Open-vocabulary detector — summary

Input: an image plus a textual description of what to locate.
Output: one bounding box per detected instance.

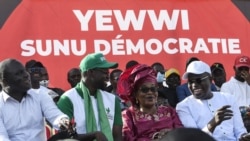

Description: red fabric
[46,124,57,140]
[122,106,183,141]
[116,65,137,102]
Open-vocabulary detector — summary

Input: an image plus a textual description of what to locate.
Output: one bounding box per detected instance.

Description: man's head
[25,60,45,88]
[25,59,44,69]
[210,62,226,88]
[233,55,250,81]
[0,59,31,94]
[67,68,81,88]
[79,53,118,90]
[151,62,165,85]
[234,55,250,69]
[109,69,123,90]
[125,60,139,69]
[183,61,213,100]
[151,62,165,74]
[165,68,181,89]
[39,67,49,87]
[185,57,199,71]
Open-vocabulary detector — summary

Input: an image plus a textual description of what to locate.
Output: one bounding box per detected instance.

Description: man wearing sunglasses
[176,61,250,141]
[25,60,60,102]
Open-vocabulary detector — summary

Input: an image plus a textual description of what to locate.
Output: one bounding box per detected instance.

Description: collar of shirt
[1,90,31,102]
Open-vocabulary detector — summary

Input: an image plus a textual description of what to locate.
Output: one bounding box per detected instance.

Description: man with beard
[221,55,250,107]
[57,53,122,141]
[0,59,69,141]
[176,61,250,141]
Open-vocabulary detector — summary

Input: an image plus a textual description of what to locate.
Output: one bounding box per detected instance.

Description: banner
[0,0,249,90]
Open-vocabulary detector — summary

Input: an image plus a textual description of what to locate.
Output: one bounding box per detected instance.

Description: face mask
[156,72,165,83]
[40,80,49,87]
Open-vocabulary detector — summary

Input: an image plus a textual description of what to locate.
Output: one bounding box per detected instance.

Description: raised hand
[241,70,250,85]
[207,105,233,133]
[214,105,233,125]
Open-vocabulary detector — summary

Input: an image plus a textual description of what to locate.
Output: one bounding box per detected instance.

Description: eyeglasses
[27,68,43,73]
[188,75,209,84]
[92,69,109,74]
[139,86,158,93]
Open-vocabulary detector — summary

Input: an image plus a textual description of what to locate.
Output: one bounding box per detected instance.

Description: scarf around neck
[75,82,113,141]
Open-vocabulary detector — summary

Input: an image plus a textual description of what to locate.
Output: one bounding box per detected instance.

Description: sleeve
[122,110,137,141]
[176,102,199,128]
[57,95,74,119]
[113,96,123,126]
[0,116,10,141]
[176,102,212,135]
[176,85,187,102]
[40,93,68,129]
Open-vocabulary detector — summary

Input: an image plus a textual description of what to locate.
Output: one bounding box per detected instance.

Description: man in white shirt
[176,60,250,141]
[0,58,69,141]
[25,60,60,101]
[221,55,250,107]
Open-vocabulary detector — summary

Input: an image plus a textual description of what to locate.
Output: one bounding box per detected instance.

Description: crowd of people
[0,53,250,141]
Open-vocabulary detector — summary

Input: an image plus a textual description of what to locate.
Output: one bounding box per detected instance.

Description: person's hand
[94,131,108,141]
[240,133,250,141]
[152,128,172,140]
[241,71,250,85]
[158,128,172,139]
[68,119,77,137]
[213,105,233,125]
[59,117,70,130]
[207,105,233,133]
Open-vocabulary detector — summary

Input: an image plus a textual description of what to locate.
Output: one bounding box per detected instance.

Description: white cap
[182,61,211,80]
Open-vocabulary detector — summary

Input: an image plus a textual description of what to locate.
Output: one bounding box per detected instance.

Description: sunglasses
[188,75,209,84]
[139,86,158,93]
[92,69,109,74]
[27,68,43,73]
